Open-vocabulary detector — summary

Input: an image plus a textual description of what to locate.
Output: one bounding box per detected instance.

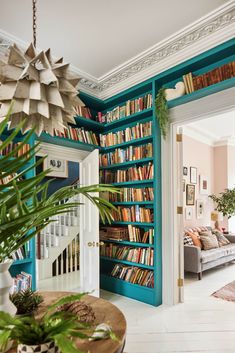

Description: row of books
[109,187,154,202]
[100,225,154,244]
[74,106,92,119]
[101,244,154,266]
[12,245,30,261]
[112,206,153,223]
[0,141,30,157]
[54,127,99,146]
[96,94,152,123]
[10,271,32,293]
[110,264,154,288]
[0,172,18,185]
[100,144,153,166]
[183,61,235,94]
[99,121,152,147]
[100,163,154,183]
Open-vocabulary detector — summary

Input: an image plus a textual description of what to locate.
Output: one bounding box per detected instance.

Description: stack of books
[11,272,32,293]
[0,173,18,185]
[0,141,30,157]
[100,121,152,147]
[100,226,129,241]
[100,163,154,183]
[100,144,153,166]
[96,93,152,123]
[112,206,153,223]
[54,127,99,146]
[110,187,154,202]
[183,61,235,94]
[12,245,30,261]
[101,244,154,266]
[128,226,154,244]
[74,106,92,119]
[110,265,154,287]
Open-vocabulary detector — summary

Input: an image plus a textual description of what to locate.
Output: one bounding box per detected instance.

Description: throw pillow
[200,232,219,250]
[212,230,230,247]
[184,235,194,246]
[186,231,202,249]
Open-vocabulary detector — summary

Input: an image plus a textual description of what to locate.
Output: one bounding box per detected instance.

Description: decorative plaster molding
[0,1,235,99]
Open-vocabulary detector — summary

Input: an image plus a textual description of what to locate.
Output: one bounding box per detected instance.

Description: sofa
[184,227,235,280]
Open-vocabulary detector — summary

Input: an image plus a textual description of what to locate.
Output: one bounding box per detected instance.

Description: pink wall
[183,135,214,228]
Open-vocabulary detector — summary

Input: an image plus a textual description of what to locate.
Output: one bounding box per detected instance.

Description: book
[110,264,154,288]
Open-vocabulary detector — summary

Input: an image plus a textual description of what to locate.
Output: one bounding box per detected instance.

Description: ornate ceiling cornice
[0,1,235,99]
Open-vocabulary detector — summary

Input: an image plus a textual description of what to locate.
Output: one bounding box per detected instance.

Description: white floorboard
[37,263,235,353]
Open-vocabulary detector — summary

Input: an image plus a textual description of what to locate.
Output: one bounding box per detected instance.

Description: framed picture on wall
[190,167,197,184]
[186,184,195,205]
[43,156,68,178]
[199,175,209,195]
[185,207,193,220]
[196,199,204,219]
[183,167,188,176]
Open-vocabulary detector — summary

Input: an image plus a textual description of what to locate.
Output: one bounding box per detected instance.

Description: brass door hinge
[177,206,183,215]
[176,133,182,142]
[178,278,184,287]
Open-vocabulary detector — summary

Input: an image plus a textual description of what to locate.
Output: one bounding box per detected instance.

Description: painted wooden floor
[38,262,235,353]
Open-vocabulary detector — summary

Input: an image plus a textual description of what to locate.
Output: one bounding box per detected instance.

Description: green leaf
[54,334,85,353]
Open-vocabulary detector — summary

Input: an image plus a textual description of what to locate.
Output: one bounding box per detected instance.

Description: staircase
[37,195,80,280]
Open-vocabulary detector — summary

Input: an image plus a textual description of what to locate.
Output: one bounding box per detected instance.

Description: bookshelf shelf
[100,256,154,270]
[112,179,154,187]
[101,135,153,152]
[75,115,105,132]
[102,239,154,248]
[11,258,33,266]
[112,201,154,206]
[100,157,154,170]
[108,221,154,227]
[102,108,153,129]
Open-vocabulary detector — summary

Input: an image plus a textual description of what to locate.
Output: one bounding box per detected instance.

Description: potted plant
[10,289,43,316]
[0,293,117,353]
[0,113,118,315]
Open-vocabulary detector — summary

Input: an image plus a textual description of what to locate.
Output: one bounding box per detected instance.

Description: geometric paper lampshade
[0,43,84,136]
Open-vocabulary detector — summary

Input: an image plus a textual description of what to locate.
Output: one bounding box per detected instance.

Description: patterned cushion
[184,235,194,246]
[212,230,230,247]
[186,231,202,249]
[200,231,219,250]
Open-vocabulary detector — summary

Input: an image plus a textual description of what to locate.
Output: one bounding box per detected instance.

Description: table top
[10,291,127,353]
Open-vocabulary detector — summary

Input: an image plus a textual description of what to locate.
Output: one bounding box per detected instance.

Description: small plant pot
[17,342,59,353]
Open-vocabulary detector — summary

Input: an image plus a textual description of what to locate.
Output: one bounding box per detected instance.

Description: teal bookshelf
[99,157,154,170]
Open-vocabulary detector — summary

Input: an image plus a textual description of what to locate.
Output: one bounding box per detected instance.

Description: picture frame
[43,156,68,178]
[183,167,188,176]
[185,207,193,220]
[186,184,195,205]
[196,199,204,219]
[199,175,209,195]
[190,167,197,184]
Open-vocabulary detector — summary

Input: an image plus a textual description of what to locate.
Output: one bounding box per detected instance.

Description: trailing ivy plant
[209,188,235,218]
[155,87,170,139]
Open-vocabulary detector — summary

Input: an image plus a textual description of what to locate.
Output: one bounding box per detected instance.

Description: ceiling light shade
[0,43,84,136]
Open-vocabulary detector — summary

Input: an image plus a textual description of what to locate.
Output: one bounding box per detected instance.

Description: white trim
[162,86,235,305]
[1,1,234,99]
[36,142,89,162]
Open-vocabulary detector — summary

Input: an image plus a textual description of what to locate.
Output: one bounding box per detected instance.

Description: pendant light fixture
[0,0,83,136]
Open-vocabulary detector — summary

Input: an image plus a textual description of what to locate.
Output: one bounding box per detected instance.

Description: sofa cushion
[201,247,229,263]
[199,231,219,250]
[186,231,202,249]
[212,230,230,247]
[222,243,235,256]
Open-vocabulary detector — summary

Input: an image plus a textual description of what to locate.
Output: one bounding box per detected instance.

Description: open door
[79,149,100,296]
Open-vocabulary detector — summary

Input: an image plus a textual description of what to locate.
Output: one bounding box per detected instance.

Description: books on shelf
[183,61,235,94]
[12,244,30,261]
[112,206,153,223]
[97,93,152,123]
[110,187,154,202]
[110,264,154,288]
[101,243,154,266]
[74,106,92,119]
[0,172,18,185]
[100,163,154,183]
[100,225,154,244]
[100,121,152,147]
[11,271,32,293]
[54,127,100,146]
[0,141,30,157]
[100,143,153,166]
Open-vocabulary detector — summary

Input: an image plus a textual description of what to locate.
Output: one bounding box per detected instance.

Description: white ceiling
[0,0,227,79]
[185,110,235,144]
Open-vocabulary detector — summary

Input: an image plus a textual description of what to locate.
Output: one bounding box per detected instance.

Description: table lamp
[211,211,223,231]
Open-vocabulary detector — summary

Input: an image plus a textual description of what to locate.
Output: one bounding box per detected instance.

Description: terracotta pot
[0,260,17,315]
[17,342,59,353]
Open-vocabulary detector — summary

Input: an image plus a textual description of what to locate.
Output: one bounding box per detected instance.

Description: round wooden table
[10,291,126,353]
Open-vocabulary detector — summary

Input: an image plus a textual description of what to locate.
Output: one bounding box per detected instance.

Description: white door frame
[162,87,235,305]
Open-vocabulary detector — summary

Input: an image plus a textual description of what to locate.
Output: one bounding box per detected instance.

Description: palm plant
[0,113,118,263]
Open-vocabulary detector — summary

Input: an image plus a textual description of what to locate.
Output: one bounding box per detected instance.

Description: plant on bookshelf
[155,87,170,139]
[0,114,118,315]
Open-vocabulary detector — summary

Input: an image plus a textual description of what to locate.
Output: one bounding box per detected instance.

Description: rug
[212,280,235,302]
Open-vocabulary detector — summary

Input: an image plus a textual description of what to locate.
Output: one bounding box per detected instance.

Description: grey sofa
[184,229,235,280]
